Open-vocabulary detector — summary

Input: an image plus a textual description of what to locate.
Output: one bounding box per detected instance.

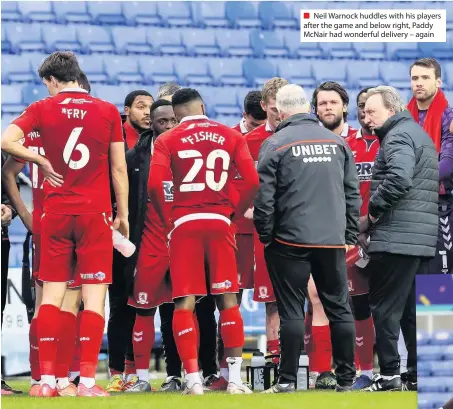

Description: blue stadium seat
[2,25,11,54]
[312,60,348,87]
[243,59,278,88]
[87,1,126,25]
[432,331,453,346]
[122,1,162,26]
[41,24,82,53]
[418,361,433,377]
[52,1,92,24]
[436,361,453,376]
[445,92,453,108]
[321,42,356,59]
[445,377,453,392]
[211,88,241,116]
[1,114,17,132]
[111,26,152,54]
[226,2,261,29]
[391,1,425,10]
[215,115,239,127]
[76,25,115,53]
[419,393,452,409]
[194,2,229,28]
[17,2,56,23]
[208,58,246,86]
[28,53,48,79]
[22,84,48,105]
[174,58,213,86]
[1,2,22,22]
[348,61,381,88]
[139,56,177,84]
[283,31,324,59]
[157,2,193,27]
[4,23,46,53]
[1,85,26,115]
[77,55,109,83]
[250,30,288,58]
[398,89,412,104]
[105,56,143,84]
[418,345,446,361]
[445,63,453,90]
[181,28,220,57]
[95,85,127,107]
[278,61,315,87]
[380,61,411,88]
[418,330,431,346]
[359,1,388,9]
[429,2,453,30]
[147,28,186,55]
[236,87,255,110]
[259,2,297,30]
[216,30,253,57]
[193,85,215,116]
[386,43,420,60]
[329,2,361,9]
[1,55,35,83]
[353,43,386,60]
[419,377,447,393]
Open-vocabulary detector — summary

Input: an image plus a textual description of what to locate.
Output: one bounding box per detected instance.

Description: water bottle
[251,351,266,391]
[296,353,309,391]
[112,229,136,257]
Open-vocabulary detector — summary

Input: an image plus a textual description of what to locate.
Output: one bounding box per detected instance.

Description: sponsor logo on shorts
[178,327,193,337]
[80,271,106,281]
[40,337,55,342]
[221,321,236,327]
[163,181,174,202]
[137,292,149,305]
[67,280,75,286]
[212,280,232,290]
[80,337,90,341]
[258,286,269,299]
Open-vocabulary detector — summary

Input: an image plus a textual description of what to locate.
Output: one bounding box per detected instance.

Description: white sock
[226,357,243,385]
[136,369,149,383]
[398,329,408,373]
[80,377,95,388]
[381,375,399,381]
[57,377,70,388]
[69,371,80,381]
[185,372,202,389]
[31,378,40,386]
[126,374,137,382]
[220,368,229,381]
[361,370,373,379]
[41,375,56,388]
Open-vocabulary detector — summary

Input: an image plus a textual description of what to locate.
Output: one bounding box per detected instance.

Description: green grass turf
[1,380,418,409]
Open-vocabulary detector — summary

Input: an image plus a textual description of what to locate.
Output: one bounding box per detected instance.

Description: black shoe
[1,379,23,394]
[364,374,402,392]
[336,384,352,392]
[159,376,182,392]
[315,372,337,390]
[72,376,80,387]
[262,382,295,394]
[401,372,417,391]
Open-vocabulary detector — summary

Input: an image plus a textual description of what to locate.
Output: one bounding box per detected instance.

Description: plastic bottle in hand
[112,229,136,257]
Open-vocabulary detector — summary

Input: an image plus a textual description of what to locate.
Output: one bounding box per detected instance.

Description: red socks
[70,312,82,374]
[37,304,61,375]
[55,311,77,378]
[124,359,136,376]
[304,312,313,355]
[173,309,199,373]
[78,310,105,378]
[219,305,244,349]
[310,325,332,373]
[29,318,40,381]
[355,317,375,371]
[133,315,155,371]
[267,339,280,364]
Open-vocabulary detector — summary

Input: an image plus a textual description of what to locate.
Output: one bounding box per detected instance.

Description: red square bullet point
[304,12,310,19]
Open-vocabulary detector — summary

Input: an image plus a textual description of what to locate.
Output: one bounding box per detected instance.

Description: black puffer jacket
[368,111,439,257]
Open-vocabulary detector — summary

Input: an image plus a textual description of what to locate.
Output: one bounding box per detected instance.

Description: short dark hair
[312,81,349,121]
[77,72,91,94]
[410,58,442,79]
[150,99,173,115]
[124,90,153,107]
[357,87,374,105]
[171,88,203,108]
[244,91,266,120]
[157,82,182,99]
[38,51,82,83]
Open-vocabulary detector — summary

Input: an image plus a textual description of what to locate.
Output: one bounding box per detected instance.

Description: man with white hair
[254,84,360,393]
[359,86,439,392]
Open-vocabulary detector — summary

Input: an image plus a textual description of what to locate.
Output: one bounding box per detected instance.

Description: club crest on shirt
[137,292,149,305]
[163,181,174,202]
[258,286,269,299]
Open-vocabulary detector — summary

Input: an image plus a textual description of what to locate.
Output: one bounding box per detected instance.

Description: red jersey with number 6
[150,115,259,222]
[12,89,124,215]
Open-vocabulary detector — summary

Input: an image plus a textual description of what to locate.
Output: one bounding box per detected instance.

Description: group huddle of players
[4,51,449,398]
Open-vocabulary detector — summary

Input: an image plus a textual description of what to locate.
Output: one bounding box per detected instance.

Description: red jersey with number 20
[150,115,258,222]
[12,89,124,215]
[345,129,380,216]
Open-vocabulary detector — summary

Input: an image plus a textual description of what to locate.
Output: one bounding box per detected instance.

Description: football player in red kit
[1,52,129,397]
[244,78,288,365]
[126,100,178,392]
[149,88,259,395]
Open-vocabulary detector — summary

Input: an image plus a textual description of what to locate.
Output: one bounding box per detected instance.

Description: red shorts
[39,212,113,285]
[347,265,370,296]
[236,234,254,289]
[253,232,276,302]
[169,216,239,299]
[128,247,171,309]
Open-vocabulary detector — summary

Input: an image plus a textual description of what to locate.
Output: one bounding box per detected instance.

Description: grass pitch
[1,379,417,409]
